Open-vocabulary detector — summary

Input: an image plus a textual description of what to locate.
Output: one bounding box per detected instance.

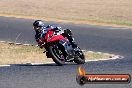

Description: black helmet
[33,20,44,31]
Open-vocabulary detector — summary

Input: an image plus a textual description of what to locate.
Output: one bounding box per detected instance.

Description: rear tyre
[74,47,85,64]
[49,45,65,66]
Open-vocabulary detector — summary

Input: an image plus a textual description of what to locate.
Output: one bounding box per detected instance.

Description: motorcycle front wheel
[49,45,65,66]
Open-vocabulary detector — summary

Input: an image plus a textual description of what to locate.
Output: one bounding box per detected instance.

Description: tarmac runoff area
[0,41,123,67]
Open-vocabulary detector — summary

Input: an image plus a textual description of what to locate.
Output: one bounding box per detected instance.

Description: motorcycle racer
[32,20,85,65]
[33,20,77,48]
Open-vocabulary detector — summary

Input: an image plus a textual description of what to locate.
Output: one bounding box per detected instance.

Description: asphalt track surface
[0,16,132,88]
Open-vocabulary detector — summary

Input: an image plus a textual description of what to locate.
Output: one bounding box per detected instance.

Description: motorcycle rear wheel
[74,47,85,64]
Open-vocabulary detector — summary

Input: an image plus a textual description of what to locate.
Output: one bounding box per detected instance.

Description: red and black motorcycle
[40,28,85,66]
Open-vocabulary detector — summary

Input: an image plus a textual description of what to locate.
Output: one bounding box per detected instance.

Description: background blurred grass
[0,0,132,26]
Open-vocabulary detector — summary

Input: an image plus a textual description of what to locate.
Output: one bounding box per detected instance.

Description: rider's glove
[38,42,45,48]
[38,39,45,48]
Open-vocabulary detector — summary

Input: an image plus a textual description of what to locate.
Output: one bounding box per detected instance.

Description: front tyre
[49,45,65,66]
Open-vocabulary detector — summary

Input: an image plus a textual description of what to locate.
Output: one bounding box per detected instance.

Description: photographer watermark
[76,66,131,85]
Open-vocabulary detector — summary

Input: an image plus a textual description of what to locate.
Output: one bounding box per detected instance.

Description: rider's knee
[64,29,72,36]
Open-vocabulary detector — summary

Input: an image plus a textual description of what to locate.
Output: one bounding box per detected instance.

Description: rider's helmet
[33,20,44,32]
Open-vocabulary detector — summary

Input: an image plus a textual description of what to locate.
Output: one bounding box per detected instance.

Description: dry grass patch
[0,42,53,65]
[84,51,112,61]
[0,0,132,26]
[0,42,113,65]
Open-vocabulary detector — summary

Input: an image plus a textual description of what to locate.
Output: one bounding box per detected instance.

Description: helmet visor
[33,26,42,31]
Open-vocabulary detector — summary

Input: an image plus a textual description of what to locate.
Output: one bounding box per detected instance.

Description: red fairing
[37,28,52,44]
[45,29,54,42]
[47,35,66,43]
[44,28,66,43]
